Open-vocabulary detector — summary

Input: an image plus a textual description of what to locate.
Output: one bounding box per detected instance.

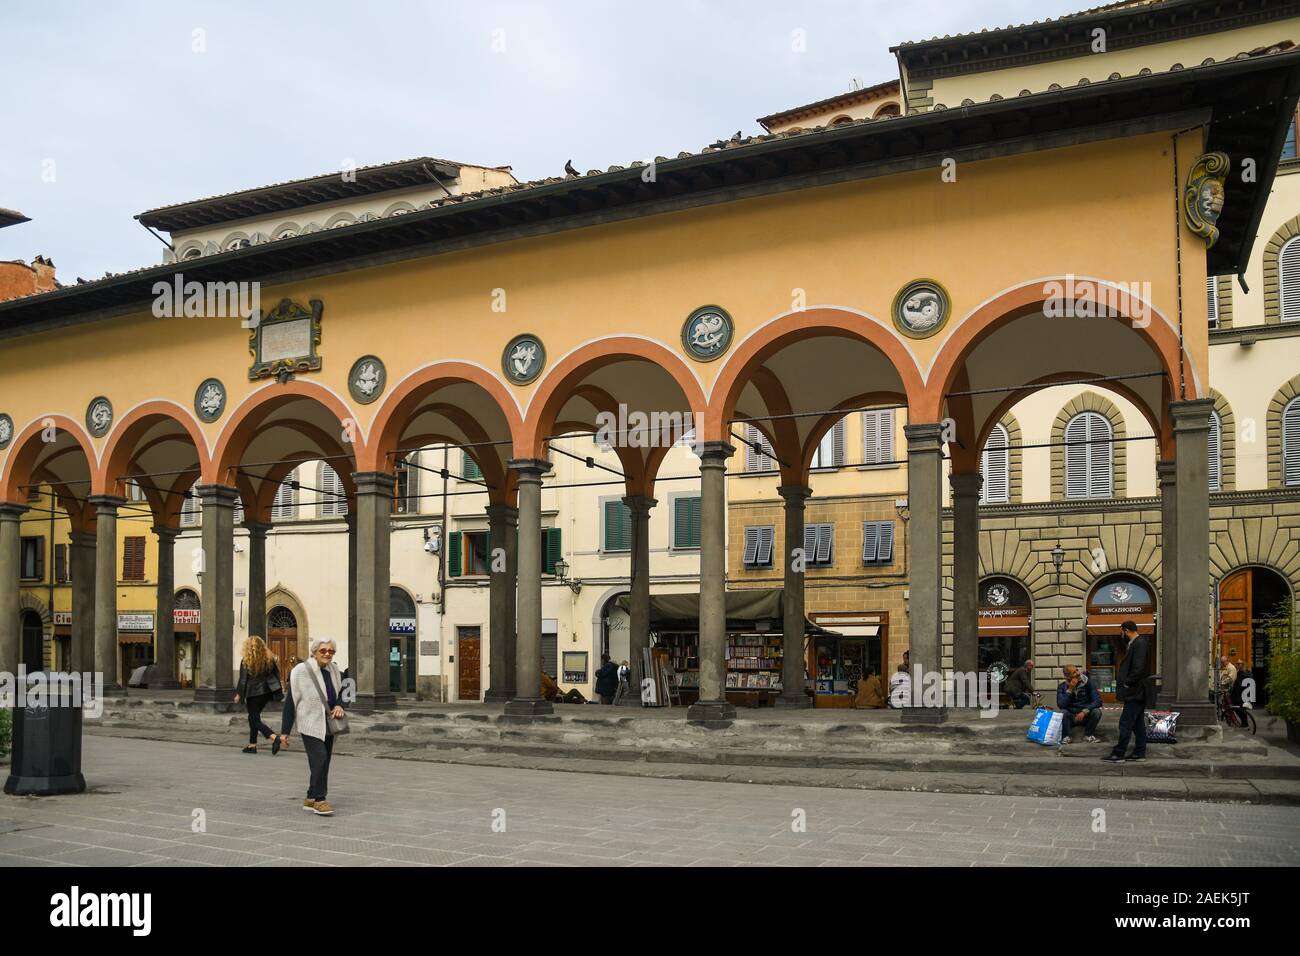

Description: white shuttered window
[1282,237,1300,323]
[1206,276,1219,329]
[811,418,846,469]
[1284,397,1300,487]
[1208,411,1222,492]
[318,464,348,517]
[743,423,776,472]
[1064,412,1112,499]
[271,474,297,521]
[980,423,1010,503]
[861,408,895,465]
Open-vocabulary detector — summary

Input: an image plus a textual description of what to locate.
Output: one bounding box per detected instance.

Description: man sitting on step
[1056,663,1103,744]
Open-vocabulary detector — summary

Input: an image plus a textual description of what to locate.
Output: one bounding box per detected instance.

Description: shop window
[1284,397,1300,487]
[602,498,632,553]
[980,423,1010,503]
[861,408,895,465]
[810,418,846,469]
[318,463,348,518]
[743,423,776,472]
[861,521,894,565]
[19,536,44,581]
[462,450,483,482]
[1064,411,1112,499]
[1281,235,1300,323]
[803,523,833,566]
[1207,276,1219,330]
[121,536,146,581]
[742,526,774,567]
[672,495,701,549]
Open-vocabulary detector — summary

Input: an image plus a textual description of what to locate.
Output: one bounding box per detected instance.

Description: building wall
[0,257,56,303]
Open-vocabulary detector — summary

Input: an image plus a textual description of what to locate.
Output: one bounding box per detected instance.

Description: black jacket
[1115,634,1151,702]
[237,660,281,700]
[594,661,619,696]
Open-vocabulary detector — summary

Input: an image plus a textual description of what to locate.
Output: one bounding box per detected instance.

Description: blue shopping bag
[1026,707,1063,746]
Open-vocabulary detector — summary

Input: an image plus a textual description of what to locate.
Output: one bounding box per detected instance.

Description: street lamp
[1051,543,1065,586]
[553,557,581,594]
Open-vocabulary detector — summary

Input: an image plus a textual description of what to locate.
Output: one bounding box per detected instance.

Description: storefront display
[1085,576,1157,702]
[807,612,886,708]
[978,577,1032,680]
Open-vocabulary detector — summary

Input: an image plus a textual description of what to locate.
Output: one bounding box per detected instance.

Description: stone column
[352,472,396,711]
[243,521,270,638]
[687,441,736,727]
[194,485,237,703]
[69,530,96,673]
[152,526,181,688]
[0,503,25,678]
[483,503,519,702]
[345,513,357,676]
[1156,460,1178,708]
[622,494,656,690]
[505,459,553,719]
[775,484,812,707]
[904,424,947,722]
[87,495,127,695]
[1171,399,1215,726]
[950,472,982,679]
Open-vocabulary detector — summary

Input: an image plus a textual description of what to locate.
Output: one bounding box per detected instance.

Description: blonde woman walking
[234,635,287,755]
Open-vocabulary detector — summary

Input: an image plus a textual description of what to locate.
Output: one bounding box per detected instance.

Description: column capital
[949,472,983,498]
[507,458,553,480]
[240,519,272,537]
[697,441,735,466]
[353,471,397,496]
[485,503,519,523]
[904,422,946,452]
[1169,398,1215,433]
[621,494,658,515]
[0,502,28,520]
[777,484,812,504]
[87,494,126,514]
[152,525,182,541]
[1156,459,1177,485]
[194,484,240,508]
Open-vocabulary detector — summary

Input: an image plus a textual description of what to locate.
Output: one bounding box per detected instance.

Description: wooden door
[458,628,481,700]
[1219,568,1252,669]
[266,630,299,680]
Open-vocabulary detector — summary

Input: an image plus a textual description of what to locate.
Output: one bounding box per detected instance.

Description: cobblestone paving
[1,737,1297,866]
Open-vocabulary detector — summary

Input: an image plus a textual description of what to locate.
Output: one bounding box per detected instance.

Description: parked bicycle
[1215,689,1257,734]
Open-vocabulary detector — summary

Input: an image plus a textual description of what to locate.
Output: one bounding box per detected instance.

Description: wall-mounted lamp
[553,557,582,594]
[1051,543,1066,586]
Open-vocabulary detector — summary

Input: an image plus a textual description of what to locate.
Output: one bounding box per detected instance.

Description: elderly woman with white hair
[280,638,348,816]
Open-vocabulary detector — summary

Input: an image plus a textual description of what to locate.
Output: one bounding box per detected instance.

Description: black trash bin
[4,674,86,796]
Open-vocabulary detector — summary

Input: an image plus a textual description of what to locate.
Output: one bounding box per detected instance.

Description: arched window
[271,474,297,522]
[225,236,250,251]
[1208,410,1222,492]
[980,423,1010,503]
[1284,396,1300,486]
[180,483,202,527]
[317,463,348,517]
[181,246,203,260]
[1281,235,1300,323]
[1064,411,1112,499]
[1206,276,1219,329]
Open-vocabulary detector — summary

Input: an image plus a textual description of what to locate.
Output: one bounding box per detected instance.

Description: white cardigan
[288,659,343,741]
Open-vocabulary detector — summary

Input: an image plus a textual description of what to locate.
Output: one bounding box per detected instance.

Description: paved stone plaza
[1,737,1298,866]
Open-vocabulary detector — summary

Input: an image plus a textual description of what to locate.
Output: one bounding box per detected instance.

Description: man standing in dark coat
[594,654,620,705]
[1103,621,1150,763]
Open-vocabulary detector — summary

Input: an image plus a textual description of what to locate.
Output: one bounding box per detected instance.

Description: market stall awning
[615,589,838,636]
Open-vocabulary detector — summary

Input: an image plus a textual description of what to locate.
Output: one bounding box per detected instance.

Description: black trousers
[1111,698,1147,758]
[246,693,274,744]
[302,733,335,801]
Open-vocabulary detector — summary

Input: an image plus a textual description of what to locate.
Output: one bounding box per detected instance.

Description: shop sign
[174,608,200,625]
[390,616,416,635]
[54,611,73,626]
[978,608,1027,618]
[117,613,155,632]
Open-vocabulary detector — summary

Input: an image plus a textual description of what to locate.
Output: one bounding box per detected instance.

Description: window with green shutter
[447,531,462,577]
[602,499,632,552]
[673,495,701,549]
[462,451,483,482]
[544,527,562,574]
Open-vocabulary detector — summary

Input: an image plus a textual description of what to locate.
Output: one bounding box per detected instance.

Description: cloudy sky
[1,0,1085,281]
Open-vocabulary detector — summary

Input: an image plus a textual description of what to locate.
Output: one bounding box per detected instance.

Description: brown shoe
[302,798,318,812]
[311,801,334,816]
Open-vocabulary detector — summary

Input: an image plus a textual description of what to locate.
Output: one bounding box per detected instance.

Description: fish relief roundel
[682,305,734,362]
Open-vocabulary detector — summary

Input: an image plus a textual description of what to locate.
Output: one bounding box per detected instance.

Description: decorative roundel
[1110,583,1133,604]
[348,355,387,404]
[986,582,1011,607]
[892,279,950,339]
[194,378,227,423]
[0,413,13,450]
[502,334,546,385]
[681,305,734,362]
[86,396,113,438]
